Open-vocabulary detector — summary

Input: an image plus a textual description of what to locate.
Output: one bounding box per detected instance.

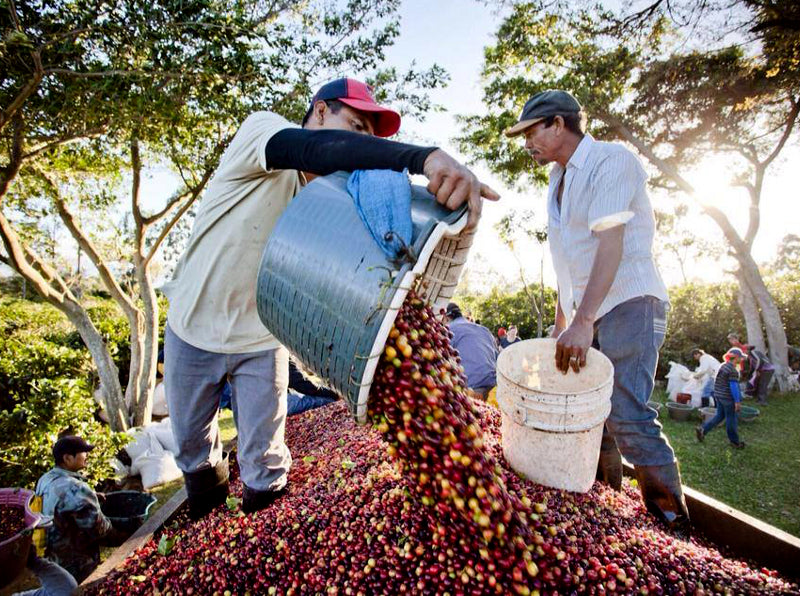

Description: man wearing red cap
[161,78,498,518]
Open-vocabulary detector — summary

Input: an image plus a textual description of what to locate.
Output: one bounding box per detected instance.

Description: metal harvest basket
[256,171,473,422]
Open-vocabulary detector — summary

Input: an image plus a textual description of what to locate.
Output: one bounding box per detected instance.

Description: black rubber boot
[242,483,289,514]
[184,452,229,520]
[596,433,623,490]
[634,462,691,536]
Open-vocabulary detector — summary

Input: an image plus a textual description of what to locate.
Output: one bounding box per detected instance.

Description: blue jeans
[594,296,676,467]
[702,376,714,399]
[14,556,77,596]
[287,392,337,416]
[701,397,740,444]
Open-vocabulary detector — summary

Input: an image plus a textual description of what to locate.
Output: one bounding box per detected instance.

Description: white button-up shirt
[547,134,668,323]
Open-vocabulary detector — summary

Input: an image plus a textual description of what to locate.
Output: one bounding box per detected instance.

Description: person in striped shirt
[506,89,688,533]
[696,348,747,448]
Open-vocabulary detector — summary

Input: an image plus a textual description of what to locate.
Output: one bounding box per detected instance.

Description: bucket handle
[22,514,53,535]
[502,397,612,434]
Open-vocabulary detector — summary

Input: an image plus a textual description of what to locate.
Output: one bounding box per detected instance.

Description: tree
[1,0,448,429]
[494,209,548,337]
[458,285,557,342]
[653,204,723,284]
[457,0,799,390]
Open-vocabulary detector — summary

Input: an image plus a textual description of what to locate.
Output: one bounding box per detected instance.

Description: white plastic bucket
[496,338,614,493]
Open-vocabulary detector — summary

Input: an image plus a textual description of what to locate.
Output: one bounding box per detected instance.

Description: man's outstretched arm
[265,129,499,228]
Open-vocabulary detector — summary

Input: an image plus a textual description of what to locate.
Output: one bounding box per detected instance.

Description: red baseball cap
[310,78,401,137]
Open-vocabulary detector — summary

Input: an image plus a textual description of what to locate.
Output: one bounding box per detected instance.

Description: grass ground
[650,388,800,537]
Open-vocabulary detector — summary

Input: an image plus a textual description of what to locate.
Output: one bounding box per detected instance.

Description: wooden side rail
[623,464,800,581]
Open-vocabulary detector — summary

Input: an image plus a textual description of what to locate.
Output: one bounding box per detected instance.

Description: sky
[3,0,798,291]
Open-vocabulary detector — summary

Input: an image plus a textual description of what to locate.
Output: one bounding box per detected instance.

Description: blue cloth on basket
[347,169,413,260]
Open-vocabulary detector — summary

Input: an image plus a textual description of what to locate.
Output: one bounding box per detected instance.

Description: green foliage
[659,281,744,375]
[457,286,558,340]
[0,298,129,489]
[662,274,800,377]
[768,271,800,350]
[456,2,651,187]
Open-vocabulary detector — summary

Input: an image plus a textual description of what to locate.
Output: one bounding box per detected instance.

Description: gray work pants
[164,325,291,491]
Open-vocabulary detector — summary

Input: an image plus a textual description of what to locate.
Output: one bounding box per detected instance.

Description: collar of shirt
[548,134,595,218]
[53,466,85,481]
[568,133,594,170]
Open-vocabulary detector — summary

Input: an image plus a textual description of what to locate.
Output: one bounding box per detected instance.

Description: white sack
[152,382,169,417]
[666,362,692,402]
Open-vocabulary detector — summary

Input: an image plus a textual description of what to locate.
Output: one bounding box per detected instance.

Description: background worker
[506,89,688,532]
[162,78,499,518]
[444,302,499,400]
[696,348,747,448]
[504,324,521,347]
[34,435,112,583]
[691,348,721,406]
[727,333,774,405]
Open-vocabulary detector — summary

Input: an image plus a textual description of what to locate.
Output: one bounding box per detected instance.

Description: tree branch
[22,243,72,295]
[130,137,144,229]
[760,97,800,169]
[43,67,255,83]
[36,169,140,315]
[22,126,107,160]
[0,211,67,304]
[142,188,193,226]
[0,116,25,204]
[144,172,210,266]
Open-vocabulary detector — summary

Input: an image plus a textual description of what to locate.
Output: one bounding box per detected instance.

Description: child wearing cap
[696,348,747,448]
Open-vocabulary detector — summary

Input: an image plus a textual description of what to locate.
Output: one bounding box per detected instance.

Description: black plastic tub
[101,491,156,536]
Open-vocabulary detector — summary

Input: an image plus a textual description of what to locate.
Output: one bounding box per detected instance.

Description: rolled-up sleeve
[587,151,645,232]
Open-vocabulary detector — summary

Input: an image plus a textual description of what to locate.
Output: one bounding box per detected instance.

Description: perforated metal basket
[256,171,473,422]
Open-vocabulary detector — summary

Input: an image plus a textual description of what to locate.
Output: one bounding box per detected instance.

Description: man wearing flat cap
[506,90,688,532]
[35,435,112,582]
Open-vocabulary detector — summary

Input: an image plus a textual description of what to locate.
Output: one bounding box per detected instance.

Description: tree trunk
[735,251,797,391]
[735,271,765,353]
[132,257,158,426]
[125,310,145,420]
[61,299,128,431]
